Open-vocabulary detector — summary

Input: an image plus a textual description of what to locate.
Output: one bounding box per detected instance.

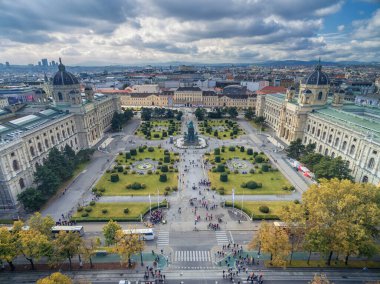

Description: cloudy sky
[0,0,379,65]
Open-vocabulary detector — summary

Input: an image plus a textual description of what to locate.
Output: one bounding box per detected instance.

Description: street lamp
[140,249,144,266]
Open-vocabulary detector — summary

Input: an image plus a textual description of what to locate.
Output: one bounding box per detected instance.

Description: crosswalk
[174,251,211,262]
[215,231,229,245]
[157,231,169,246]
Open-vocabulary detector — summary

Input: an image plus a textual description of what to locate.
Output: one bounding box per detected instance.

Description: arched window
[331,152,335,158]
[328,134,332,143]
[368,158,375,169]
[70,140,73,147]
[362,176,368,183]
[322,132,326,140]
[325,149,329,155]
[317,129,320,137]
[319,145,322,153]
[19,178,25,189]
[334,138,339,147]
[312,127,315,134]
[37,142,42,152]
[307,124,310,131]
[51,136,55,144]
[318,92,323,100]
[342,141,347,150]
[45,139,49,148]
[58,92,63,101]
[62,130,65,138]
[57,133,60,141]
[30,146,35,157]
[350,145,356,155]
[13,160,19,171]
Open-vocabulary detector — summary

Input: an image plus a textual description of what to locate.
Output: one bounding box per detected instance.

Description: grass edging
[71,201,169,223]
[224,201,280,220]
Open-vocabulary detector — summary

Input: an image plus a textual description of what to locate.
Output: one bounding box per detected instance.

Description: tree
[0,227,18,271]
[309,273,332,284]
[300,153,324,172]
[111,112,122,131]
[80,237,101,268]
[17,187,45,211]
[19,229,51,270]
[195,107,206,121]
[283,179,380,266]
[175,111,183,121]
[28,212,55,237]
[54,231,83,270]
[248,222,290,267]
[227,107,238,118]
[313,156,352,181]
[36,272,72,284]
[103,220,122,246]
[253,116,265,125]
[141,108,152,121]
[244,107,255,120]
[286,138,305,160]
[113,229,145,267]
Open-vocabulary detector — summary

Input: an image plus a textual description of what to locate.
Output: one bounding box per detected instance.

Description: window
[331,152,335,158]
[328,134,332,143]
[312,127,315,134]
[13,160,19,171]
[30,146,35,157]
[319,145,322,153]
[45,139,49,148]
[362,176,368,183]
[342,141,347,150]
[58,92,63,101]
[57,133,60,141]
[350,145,356,155]
[19,178,25,189]
[325,149,329,155]
[322,132,326,139]
[317,129,320,137]
[51,136,55,144]
[318,92,323,100]
[368,158,375,169]
[334,138,339,147]
[37,142,42,152]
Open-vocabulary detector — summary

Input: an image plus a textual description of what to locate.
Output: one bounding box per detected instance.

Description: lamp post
[232,188,235,209]
[140,249,144,266]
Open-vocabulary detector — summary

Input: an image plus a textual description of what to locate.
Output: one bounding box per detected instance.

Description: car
[118,280,131,284]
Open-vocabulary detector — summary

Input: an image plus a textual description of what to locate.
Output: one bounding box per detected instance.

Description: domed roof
[53,58,79,86]
[303,89,312,94]
[303,60,329,86]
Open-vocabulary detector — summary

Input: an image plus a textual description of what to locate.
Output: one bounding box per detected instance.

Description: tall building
[41,58,48,68]
[0,58,120,213]
[256,62,380,185]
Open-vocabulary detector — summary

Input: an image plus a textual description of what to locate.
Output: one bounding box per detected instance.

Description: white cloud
[337,25,345,31]
[314,1,344,16]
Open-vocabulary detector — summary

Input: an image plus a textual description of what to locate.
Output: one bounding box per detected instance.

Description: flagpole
[149,194,151,216]
[157,188,159,208]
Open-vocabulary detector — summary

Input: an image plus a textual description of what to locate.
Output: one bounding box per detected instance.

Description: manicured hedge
[224,201,279,220]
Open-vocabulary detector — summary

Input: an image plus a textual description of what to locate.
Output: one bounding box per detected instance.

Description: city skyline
[0,0,379,65]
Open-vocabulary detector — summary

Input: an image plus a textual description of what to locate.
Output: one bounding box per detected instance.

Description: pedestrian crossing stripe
[157,231,169,246]
[169,266,218,270]
[174,251,211,262]
[215,231,229,245]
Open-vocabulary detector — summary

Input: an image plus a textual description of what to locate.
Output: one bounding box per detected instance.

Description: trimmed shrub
[172,186,178,191]
[229,146,236,152]
[215,156,221,163]
[255,156,264,163]
[289,186,295,191]
[234,170,239,174]
[147,170,152,174]
[218,187,225,195]
[138,147,144,153]
[99,188,105,192]
[154,133,160,138]
[124,208,129,214]
[161,165,169,172]
[102,209,108,214]
[220,173,228,182]
[81,212,89,217]
[85,207,92,212]
[125,152,131,159]
[118,166,123,172]
[164,155,170,163]
[165,186,171,192]
[249,169,255,174]
[216,164,225,172]
[89,201,96,206]
[259,205,270,214]
[148,147,154,152]
[240,146,245,152]
[261,164,269,172]
[130,149,137,156]
[246,181,259,189]
[294,199,300,204]
[110,174,119,182]
[77,207,83,212]
[214,148,220,155]
[159,174,167,182]
[282,186,289,191]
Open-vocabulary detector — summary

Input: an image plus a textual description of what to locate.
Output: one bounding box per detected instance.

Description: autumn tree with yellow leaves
[36,272,72,284]
[248,222,291,267]
[0,227,18,271]
[281,178,380,266]
[80,237,101,268]
[53,231,83,270]
[113,229,145,267]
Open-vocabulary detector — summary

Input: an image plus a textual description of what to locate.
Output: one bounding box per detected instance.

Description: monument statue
[184,121,198,144]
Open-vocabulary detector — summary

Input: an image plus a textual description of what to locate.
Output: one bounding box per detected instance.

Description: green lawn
[198,119,245,140]
[114,147,180,165]
[96,171,178,196]
[209,171,291,195]
[228,201,291,217]
[136,120,181,140]
[72,201,168,221]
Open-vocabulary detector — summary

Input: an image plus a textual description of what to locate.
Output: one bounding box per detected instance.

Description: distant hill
[253,60,380,67]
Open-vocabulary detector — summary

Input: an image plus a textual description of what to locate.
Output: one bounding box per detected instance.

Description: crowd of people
[150,209,163,224]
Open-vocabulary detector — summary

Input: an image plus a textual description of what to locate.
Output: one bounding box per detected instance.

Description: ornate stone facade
[256,63,380,185]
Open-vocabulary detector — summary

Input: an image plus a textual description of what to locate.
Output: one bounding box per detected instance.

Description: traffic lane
[169,231,219,249]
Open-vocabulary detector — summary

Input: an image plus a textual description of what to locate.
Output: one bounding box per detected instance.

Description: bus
[51,226,85,237]
[122,228,155,241]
